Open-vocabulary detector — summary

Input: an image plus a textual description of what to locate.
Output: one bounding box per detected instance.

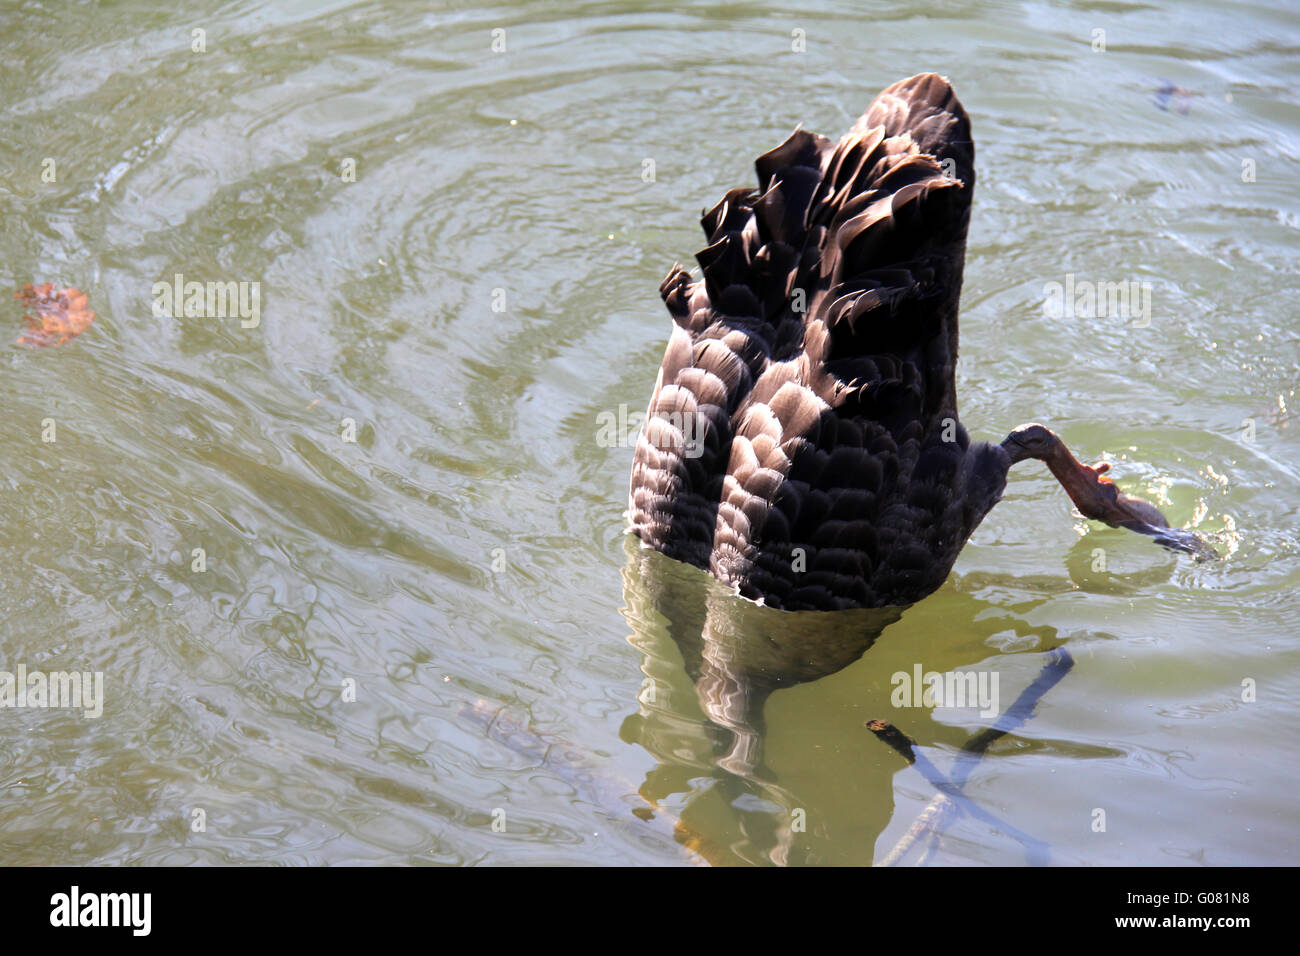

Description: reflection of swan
[624,538,900,775]
[629,74,1211,613]
[619,538,1091,864]
[620,537,900,863]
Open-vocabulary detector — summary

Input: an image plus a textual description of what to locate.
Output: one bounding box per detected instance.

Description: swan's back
[630,74,1009,611]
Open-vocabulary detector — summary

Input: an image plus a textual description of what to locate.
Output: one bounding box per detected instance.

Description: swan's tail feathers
[811,73,975,427]
[661,73,974,432]
[852,72,975,190]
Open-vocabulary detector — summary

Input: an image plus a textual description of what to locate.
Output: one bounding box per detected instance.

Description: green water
[1,0,1297,865]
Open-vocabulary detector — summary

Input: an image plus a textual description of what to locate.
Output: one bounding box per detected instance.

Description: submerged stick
[867,718,1049,864]
[952,647,1074,789]
[868,648,1075,865]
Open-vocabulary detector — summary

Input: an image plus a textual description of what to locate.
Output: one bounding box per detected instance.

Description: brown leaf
[15,282,95,346]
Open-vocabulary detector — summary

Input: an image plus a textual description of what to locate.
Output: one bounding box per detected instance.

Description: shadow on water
[617,535,1103,865]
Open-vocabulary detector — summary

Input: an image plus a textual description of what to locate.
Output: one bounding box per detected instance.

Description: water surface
[1,0,1298,865]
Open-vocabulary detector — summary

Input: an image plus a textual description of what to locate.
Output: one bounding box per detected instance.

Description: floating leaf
[14,283,95,346]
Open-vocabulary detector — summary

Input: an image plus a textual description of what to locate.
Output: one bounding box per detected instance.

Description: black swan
[629,73,1211,612]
